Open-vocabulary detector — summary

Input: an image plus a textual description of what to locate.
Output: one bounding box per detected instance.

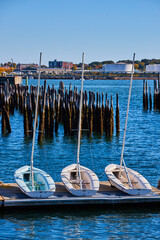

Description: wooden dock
[0,76,22,85]
[0,181,160,210]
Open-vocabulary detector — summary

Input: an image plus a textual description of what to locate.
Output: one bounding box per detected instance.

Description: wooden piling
[55,93,60,133]
[2,106,11,133]
[27,93,33,138]
[145,81,148,110]
[116,93,120,133]
[143,79,146,109]
[45,93,50,137]
[23,94,29,136]
[2,106,6,134]
[104,94,110,135]
[109,96,114,136]
[153,78,160,110]
[88,92,93,135]
[149,87,152,110]
[50,89,55,138]
[0,80,117,141]
[38,80,47,142]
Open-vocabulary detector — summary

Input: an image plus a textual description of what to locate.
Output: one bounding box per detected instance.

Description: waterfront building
[49,60,73,69]
[49,60,63,68]
[16,63,38,71]
[146,64,160,72]
[0,65,10,69]
[102,63,133,73]
[40,68,72,74]
[20,67,37,74]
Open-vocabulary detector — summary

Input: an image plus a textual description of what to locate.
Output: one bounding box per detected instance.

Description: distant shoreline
[31,76,158,80]
[110,77,158,80]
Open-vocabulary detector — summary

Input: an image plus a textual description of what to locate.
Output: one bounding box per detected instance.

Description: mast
[76,52,85,189]
[119,53,135,184]
[30,52,42,190]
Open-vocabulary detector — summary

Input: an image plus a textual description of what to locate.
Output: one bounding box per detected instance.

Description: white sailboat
[105,53,152,196]
[15,53,56,198]
[61,53,99,196]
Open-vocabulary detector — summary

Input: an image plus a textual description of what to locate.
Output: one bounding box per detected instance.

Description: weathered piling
[0,85,4,113]
[104,94,109,135]
[45,93,50,137]
[142,77,160,111]
[14,85,19,110]
[10,93,15,114]
[116,93,120,133]
[2,106,11,133]
[2,106,6,133]
[158,73,160,92]
[19,87,24,113]
[55,93,60,133]
[143,80,149,110]
[23,94,29,136]
[98,95,103,135]
[149,87,152,110]
[4,80,10,112]
[0,81,120,141]
[88,91,93,135]
[109,96,114,136]
[50,88,55,138]
[1,81,11,134]
[38,80,47,142]
[153,74,160,110]
[146,81,148,110]
[27,92,33,138]
[143,79,146,109]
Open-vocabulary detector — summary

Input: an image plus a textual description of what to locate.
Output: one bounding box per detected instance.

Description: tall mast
[30,52,42,190]
[119,53,135,183]
[76,52,84,189]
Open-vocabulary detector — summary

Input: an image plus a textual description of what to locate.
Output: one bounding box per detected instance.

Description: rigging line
[76,53,85,190]
[119,53,135,181]
[30,52,42,190]
[98,171,105,178]
[84,94,96,173]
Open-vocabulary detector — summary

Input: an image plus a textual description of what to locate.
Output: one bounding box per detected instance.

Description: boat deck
[0,181,160,210]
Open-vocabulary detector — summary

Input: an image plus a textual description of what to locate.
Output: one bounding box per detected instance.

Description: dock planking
[0,181,160,210]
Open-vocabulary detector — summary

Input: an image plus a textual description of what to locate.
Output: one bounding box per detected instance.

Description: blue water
[0,79,160,239]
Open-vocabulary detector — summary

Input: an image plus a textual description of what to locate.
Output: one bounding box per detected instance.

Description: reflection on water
[0,79,160,239]
[1,208,160,239]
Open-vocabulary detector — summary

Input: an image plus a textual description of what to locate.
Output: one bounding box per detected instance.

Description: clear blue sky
[1,0,160,66]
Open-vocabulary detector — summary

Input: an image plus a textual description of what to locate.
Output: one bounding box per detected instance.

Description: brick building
[16,63,38,71]
[49,60,73,69]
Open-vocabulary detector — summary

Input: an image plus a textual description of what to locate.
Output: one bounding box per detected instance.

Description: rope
[98,171,105,178]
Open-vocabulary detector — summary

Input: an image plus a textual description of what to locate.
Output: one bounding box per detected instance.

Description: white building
[146,64,160,72]
[102,63,133,73]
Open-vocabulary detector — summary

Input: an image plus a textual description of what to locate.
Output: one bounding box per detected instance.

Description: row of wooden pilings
[0,80,120,141]
[143,75,160,110]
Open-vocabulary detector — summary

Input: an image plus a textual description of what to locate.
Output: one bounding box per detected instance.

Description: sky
[1,0,160,66]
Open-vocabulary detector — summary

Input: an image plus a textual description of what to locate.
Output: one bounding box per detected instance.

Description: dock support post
[116,93,120,133]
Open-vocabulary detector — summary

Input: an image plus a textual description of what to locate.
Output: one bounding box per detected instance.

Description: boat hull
[105,164,152,196]
[61,163,99,196]
[15,166,56,198]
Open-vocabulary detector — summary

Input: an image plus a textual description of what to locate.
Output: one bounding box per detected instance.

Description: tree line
[75,59,160,71]
[1,59,160,72]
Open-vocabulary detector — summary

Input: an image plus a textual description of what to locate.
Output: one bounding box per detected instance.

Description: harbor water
[0,79,160,239]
